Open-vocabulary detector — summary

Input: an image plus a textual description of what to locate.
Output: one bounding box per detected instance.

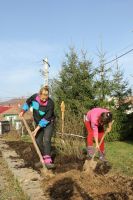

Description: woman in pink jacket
[84,107,113,161]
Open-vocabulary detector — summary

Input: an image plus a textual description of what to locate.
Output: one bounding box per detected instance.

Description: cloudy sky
[0,0,133,101]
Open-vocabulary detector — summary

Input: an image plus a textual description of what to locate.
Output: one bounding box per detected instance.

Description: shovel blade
[83,159,97,173]
[40,168,55,179]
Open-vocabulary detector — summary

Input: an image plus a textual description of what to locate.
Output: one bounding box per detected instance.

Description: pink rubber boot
[43,155,55,169]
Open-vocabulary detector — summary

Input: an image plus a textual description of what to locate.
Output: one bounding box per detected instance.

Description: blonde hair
[39,85,49,95]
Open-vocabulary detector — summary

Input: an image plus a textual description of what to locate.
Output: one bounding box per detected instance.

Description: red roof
[0,105,32,120]
[0,106,12,114]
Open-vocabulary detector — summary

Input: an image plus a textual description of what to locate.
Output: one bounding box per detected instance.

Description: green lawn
[106,141,133,176]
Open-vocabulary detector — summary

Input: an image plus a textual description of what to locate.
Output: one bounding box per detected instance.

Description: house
[124,96,133,114]
[0,106,11,117]
[107,96,133,114]
[2,106,20,124]
[0,101,32,132]
[0,106,12,134]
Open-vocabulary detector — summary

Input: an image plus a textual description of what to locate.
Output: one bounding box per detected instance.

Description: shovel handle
[91,133,106,160]
[21,117,47,169]
[91,120,114,160]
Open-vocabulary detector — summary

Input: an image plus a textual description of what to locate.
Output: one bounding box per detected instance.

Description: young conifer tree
[52,47,95,116]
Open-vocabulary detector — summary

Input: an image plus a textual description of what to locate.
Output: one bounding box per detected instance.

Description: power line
[104,48,133,65]
[105,42,133,61]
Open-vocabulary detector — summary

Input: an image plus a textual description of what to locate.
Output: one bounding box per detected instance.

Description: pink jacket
[86,108,109,137]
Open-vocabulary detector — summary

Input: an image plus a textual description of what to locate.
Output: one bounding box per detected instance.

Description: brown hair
[39,85,49,95]
[100,112,113,125]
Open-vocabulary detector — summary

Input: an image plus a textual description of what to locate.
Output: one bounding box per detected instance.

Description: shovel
[21,116,54,177]
[83,120,114,173]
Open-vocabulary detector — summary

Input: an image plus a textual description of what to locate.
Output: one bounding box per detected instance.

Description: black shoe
[86,154,93,160]
[45,163,56,169]
[99,155,108,162]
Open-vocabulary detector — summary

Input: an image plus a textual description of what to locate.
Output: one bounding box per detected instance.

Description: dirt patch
[43,170,133,200]
[5,140,85,173]
[94,160,112,175]
[5,140,133,200]
[47,176,93,200]
[6,141,40,170]
[98,192,129,200]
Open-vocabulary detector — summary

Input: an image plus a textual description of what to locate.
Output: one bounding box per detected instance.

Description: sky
[0,0,133,101]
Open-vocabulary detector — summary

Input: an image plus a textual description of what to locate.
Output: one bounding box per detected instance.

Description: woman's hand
[19,111,24,118]
[106,120,114,133]
[94,137,100,150]
[96,143,100,150]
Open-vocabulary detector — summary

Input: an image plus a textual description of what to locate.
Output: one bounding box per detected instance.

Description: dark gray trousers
[35,122,54,156]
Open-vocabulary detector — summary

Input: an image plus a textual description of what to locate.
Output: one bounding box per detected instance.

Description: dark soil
[6,141,40,170]
[94,160,112,175]
[5,140,85,173]
[5,140,133,200]
[43,170,133,200]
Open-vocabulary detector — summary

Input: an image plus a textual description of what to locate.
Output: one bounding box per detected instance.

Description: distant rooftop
[0,106,11,114]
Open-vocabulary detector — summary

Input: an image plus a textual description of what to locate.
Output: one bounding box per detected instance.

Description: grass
[0,151,29,200]
[21,134,32,143]
[106,140,133,176]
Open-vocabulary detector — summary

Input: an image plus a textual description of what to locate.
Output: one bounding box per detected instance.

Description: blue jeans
[35,122,54,156]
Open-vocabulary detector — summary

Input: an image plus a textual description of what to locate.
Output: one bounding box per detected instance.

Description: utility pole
[43,58,50,86]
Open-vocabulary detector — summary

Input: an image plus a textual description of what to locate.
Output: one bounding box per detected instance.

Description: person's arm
[106,120,114,133]
[91,122,99,149]
[90,111,100,149]
[19,94,37,117]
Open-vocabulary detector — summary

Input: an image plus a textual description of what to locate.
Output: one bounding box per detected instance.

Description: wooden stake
[60,101,65,135]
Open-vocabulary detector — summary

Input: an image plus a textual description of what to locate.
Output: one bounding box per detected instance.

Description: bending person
[84,107,113,161]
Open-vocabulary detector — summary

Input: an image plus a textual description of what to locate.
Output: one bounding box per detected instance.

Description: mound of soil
[43,170,133,200]
[5,140,133,200]
[94,160,112,175]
